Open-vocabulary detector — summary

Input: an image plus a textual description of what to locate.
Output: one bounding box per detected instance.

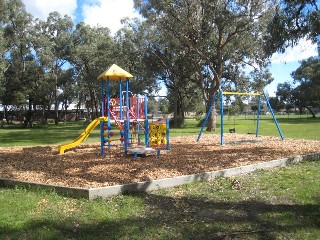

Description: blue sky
[22,0,318,97]
[268,62,300,95]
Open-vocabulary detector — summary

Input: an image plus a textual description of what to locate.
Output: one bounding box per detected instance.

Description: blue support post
[100,80,105,157]
[124,120,128,154]
[256,95,261,137]
[125,79,130,148]
[197,92,218,142]
[137,98,140,133]
[220,90,224,145]
[119,80,123,120]
[107,78,111,149]
[144,96,149,147]
[125,78,130,115]
[166,118,170,150]
[263,92,284,140]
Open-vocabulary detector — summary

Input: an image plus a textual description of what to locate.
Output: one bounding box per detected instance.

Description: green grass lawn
[221,114,320,140]
[0,114,319,147]
[0,160,319,239]
[1,114,319,239]
[0,120,100,147]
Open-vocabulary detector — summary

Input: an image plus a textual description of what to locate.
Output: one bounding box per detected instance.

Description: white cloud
[22,0,77,20]
[271,38,318,64]
[81,0,140,34]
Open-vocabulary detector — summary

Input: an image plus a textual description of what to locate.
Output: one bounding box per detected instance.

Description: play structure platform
[127,147,160,158]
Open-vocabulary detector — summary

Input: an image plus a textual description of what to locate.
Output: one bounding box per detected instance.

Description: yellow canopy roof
[97,64,133,80]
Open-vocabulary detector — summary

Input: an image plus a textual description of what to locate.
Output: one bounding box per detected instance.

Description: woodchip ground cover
[0,133,319,188]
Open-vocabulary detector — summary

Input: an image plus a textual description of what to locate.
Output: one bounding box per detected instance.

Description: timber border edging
[0,152,319,200]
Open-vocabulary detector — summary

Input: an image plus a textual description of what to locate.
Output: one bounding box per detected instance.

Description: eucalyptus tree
[264,0,319,56]
[148,45,202,127]
[268,96,285,112]
[290,57,319,117]
[58,68,77,122]
[276,82,295,112]
[115,18,204,127]
[114,19,160,96]
[134,0,276,131]
[32,12,74,125]
[275,57,319,117]
[120,18,204,127]
[0,0,10,82]
[0,0,36,126]
[0,0,7,106]
[70,23,114,119]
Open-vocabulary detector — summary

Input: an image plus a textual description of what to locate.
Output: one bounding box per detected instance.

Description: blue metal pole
[119,80,123,120]
[256,95,261,137]
[196,92,218,142]
[100,80,105,157]
[166,118,170,150]
[144,96,149,147]
[124,119,128,154]
[119,80,124,146]
[125,78,130,148]
[137,98,140,133]
[107,78,111,123]
[220,89,224,145]
[107,78,111,149]
[263,92,284,140]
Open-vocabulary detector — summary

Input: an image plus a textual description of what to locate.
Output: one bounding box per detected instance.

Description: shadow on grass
[0,193,319,239]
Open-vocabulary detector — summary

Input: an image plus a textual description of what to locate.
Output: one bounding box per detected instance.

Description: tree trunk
[46,104,51,123]
[206,104,217,132]
[173,92,178,127]
[75,105,79,121]
[94,98,99,119]
[3,105,7,122]
[54,74,59,125]
[174,91,185,128]
[63,100,68,123]
[304,105,316,118]
[205,88,217,131]
[24,97,33,128]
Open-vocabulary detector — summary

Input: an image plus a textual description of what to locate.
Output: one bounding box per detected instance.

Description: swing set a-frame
[197,88,285,145]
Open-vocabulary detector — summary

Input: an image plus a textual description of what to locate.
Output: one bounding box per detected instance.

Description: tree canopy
[264,0,319,55]
[275,57,319,117]
[134,0,276,129]
[0,0,319,127]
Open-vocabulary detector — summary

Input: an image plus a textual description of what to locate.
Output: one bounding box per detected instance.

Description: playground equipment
[58,116,108,154]
[59,64,170,156]
[148,120,170,148]
[97,64,170,157]
[197,89,284,145]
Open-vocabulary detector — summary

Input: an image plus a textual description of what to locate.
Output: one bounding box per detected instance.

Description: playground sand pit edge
[0,134,319,188]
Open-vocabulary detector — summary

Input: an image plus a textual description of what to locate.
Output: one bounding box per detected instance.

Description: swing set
[197,88,284,145]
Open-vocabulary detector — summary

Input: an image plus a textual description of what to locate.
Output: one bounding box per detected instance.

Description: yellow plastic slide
[58,117,107,154]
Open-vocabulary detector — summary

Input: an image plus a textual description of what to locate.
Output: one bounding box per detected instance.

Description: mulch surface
[0,134,319,188]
